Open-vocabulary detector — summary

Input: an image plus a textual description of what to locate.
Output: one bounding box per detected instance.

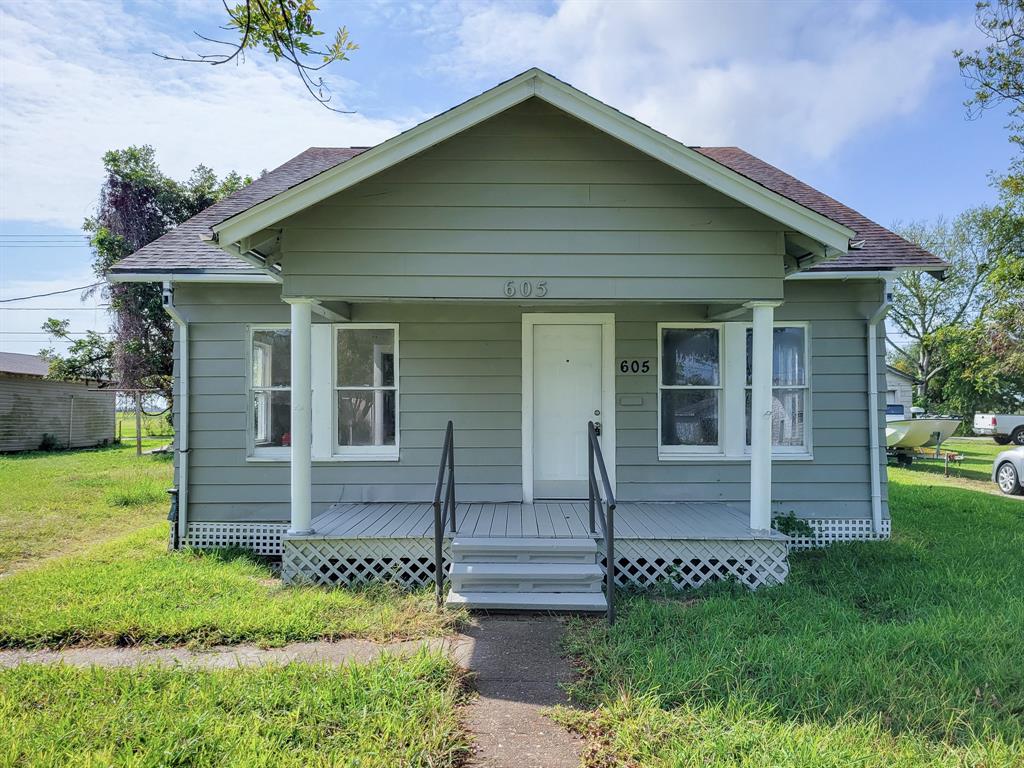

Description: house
[0,352,115,452]
[109,70,946,611]
[886,365,917,417]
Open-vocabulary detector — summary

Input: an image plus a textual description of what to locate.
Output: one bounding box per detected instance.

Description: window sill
[658,451,814,462]
[245,454,401,464]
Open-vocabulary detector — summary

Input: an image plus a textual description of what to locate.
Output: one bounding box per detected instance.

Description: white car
[974,414,1024,446]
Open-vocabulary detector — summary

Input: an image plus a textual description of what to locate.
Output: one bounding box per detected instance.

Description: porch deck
[281,500,790,591]
[288,501,786,542]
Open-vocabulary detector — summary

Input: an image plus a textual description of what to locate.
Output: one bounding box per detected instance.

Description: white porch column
[746,301,782,531]
[287,298,314,534]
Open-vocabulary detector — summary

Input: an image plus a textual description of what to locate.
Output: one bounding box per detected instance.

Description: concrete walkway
[0,616,583,768]
[456,616,582,768]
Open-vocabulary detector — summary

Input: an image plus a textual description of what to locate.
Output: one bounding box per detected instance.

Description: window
[250,327,290,455]
[745,326,809,451]
[658,325,722,453]
[334,325,398,457]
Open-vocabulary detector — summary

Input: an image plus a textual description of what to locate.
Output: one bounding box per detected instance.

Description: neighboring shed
[885,366,916,416]
[0,352,115,452]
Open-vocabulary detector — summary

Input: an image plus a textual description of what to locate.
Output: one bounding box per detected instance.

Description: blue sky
[0,0,1014,353]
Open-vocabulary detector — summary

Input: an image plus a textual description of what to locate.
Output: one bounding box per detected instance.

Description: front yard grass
[0,651,468,768]
[0,522,456,648]
[0,444,172,572]
[559,470,1024,766]
[898,436,1009,491]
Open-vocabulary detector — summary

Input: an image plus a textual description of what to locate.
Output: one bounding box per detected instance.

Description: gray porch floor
[289,501,786,541]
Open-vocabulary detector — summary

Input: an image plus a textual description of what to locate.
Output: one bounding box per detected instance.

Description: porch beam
[705,304,747,321]
[745,300,782,531]
[311,300,351,322]
[286,298,315,534]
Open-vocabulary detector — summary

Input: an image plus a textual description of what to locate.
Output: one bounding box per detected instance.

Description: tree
[887,209,997,402]
[157,0,357,111]
[42,146,249,405]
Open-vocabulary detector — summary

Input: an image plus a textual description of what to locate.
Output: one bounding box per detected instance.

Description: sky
[0,0,1015,354]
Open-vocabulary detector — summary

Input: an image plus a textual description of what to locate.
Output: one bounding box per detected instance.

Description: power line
[0,283,104,304]
[0,306,110,311]
[0,331,114,336]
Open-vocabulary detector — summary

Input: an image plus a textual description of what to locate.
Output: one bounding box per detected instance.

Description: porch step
[451,536,598,564]
[450,562,604,593]
[445,590,608,612]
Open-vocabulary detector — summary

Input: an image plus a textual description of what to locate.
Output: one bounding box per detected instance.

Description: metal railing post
[433,499,443,608]
[448,424,456,532]
[606,502,615,625]
[588,421,596,534]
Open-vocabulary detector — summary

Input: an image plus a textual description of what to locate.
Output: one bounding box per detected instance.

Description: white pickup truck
[974,414,1024,445]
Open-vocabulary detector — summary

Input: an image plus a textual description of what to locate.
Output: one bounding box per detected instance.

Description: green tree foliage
[42,146,249,401]
[158,0,356,111]
[889,210,997,397]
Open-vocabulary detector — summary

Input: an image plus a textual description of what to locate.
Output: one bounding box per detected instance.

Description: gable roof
[0,351,52,377]
[110,68,946,279]
[695,148,944,273]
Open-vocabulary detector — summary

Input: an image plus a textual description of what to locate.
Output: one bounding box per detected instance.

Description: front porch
[282,500,790,592]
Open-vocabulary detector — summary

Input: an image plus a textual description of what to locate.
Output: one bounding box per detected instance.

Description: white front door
[531,322,604,498]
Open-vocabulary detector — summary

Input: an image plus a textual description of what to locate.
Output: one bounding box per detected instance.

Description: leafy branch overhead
[156,0,357,111]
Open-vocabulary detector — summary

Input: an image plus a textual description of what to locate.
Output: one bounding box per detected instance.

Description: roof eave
[212,68,855,254]
[108,270,278,284]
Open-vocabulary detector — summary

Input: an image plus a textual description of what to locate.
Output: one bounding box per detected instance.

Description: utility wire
[0,283,104,304]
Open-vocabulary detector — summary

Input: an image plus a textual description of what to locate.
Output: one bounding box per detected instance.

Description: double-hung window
[250,327,291,457]
[658,325,722,455]
[334,324,399,459]
[745,325,809,452]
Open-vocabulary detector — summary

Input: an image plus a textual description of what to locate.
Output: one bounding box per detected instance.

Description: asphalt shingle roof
[0,352,51,377]
[111,143,945,276]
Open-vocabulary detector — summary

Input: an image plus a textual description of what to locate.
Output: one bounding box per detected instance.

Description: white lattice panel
[603,538,790,590]
[181,522,287,556]
[283,538,452,587]
[786,518,891,550]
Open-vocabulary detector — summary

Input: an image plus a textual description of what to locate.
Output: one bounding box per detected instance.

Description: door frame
[521,313,616,503]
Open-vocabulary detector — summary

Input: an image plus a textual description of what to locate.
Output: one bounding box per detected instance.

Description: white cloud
[0,1,411,228]
[431,0,973,165]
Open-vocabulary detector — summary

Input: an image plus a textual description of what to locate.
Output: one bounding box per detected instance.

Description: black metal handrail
[432,420,456,607]
[587,420,616,625]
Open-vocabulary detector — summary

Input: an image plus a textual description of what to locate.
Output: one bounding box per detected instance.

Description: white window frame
[657,322,724,458]
[248,324,291,460]
[332,323,400,461]
[656,321,813,462]
[743,322,812,457]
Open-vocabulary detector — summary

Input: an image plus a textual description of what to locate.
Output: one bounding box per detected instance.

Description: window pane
[252,329,290,387]
[661,328,719,386]
[746,327,806,386]
[661,390,719,446]
[253,390,291,448]
[746,388,806,447]
[337,329,395,387]
[337,390,396,447]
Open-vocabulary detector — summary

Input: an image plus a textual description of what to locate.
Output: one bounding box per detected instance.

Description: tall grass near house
[560,474,1024,765]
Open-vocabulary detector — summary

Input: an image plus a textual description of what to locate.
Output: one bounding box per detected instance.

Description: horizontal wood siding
[179,280,886,524]
[0,375,115,452]
[280,98,786,302]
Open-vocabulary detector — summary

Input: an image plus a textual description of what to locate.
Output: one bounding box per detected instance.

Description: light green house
[110,70,946,613]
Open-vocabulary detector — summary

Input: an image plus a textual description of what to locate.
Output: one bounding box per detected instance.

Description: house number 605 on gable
[503,280,548,298]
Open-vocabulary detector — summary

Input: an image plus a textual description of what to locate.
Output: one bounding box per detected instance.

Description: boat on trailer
[885,405,961,466]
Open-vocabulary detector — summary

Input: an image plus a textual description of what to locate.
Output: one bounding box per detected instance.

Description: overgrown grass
[0,523,457,648]
[0,652,469,767]
[0,444,172,572]
[559,475,1024,765]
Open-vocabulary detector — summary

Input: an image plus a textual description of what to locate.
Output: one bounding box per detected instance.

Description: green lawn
[898,436,1008,489]
[0,444,172,573]
[116,411,173,442]
[0,652,468,768]
[0,446,457,646]
[0,522,455,648]
[559,468,1024,766]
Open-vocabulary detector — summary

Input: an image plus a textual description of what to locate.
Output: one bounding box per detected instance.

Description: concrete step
[452,536,598,564]
[446,590,608,612]
[450,562,604,593]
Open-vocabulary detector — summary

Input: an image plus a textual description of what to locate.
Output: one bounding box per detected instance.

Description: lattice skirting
[602,538,790,590]
[283,538,452,587]
[786,518,892,551]
[181,522,288,556]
